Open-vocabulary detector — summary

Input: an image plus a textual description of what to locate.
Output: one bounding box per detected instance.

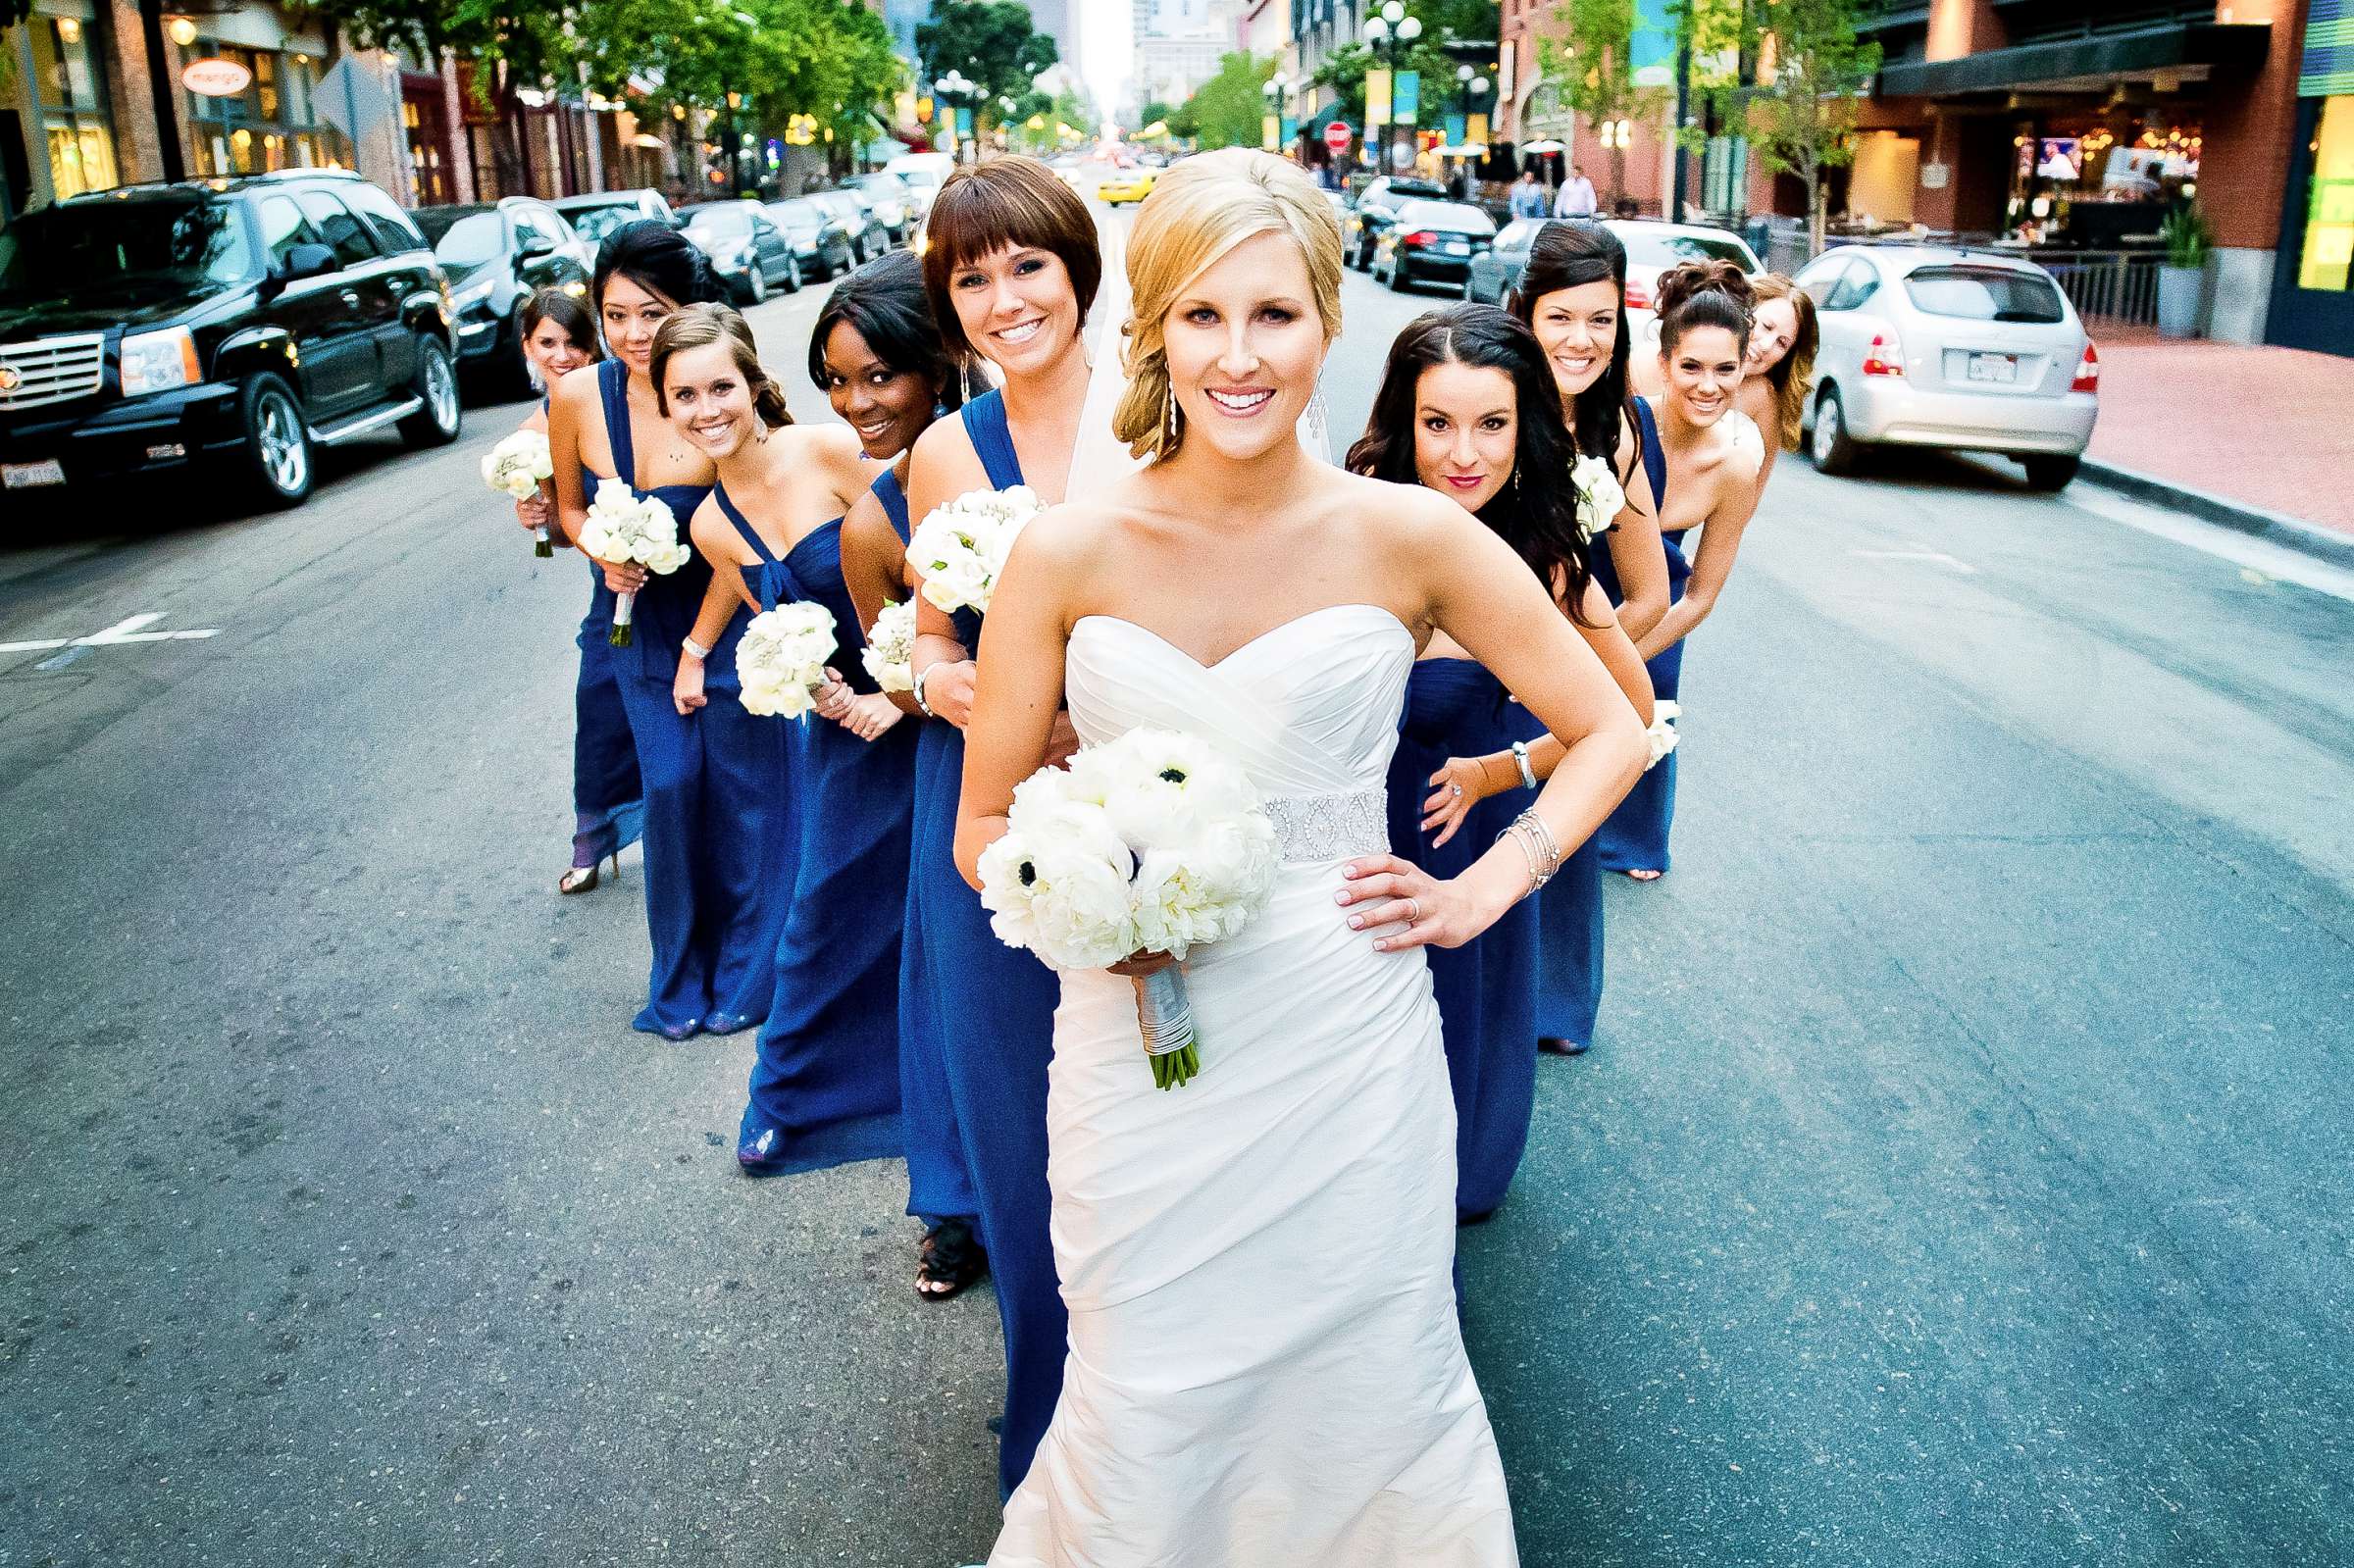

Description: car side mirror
[516,238,554,262]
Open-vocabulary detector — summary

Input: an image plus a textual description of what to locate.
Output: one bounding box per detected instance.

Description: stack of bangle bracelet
[1502,808,1561,891]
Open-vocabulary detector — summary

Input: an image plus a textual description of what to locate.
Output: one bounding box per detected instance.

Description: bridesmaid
[821,253,990,1302]
[1612,261,1767,881]
[1507,220,1665,1050]
[904,154,1097,1500]
[550,223,773,1040]
[1734,273,1817,493]
[656,303,907,1177]
[1348,303,1652,1224]
[506,287,643,895]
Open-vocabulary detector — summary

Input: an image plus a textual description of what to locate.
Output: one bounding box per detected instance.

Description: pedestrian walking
[1555,163,1599,218]
[1510,168,1548,221]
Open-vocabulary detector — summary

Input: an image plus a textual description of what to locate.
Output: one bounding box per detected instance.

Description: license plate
[1444,241,1469,256]
[2,458,65,489]
[1967,353,2018,384]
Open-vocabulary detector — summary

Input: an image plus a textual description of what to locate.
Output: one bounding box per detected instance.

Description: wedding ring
[1451,784,1463,799]
[1406,897,1420,924]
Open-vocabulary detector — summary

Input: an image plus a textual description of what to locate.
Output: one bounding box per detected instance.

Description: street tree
[914,0,1057,132]
[1537,0,1666,205]
[1309,0,1496,125]
[1175,52,1278,151]
[1735,0,1881,251]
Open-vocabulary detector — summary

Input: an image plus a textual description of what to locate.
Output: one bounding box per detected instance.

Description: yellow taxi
[1099,170,1157,206]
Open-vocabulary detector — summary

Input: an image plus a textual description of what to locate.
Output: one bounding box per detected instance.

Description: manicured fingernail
[1348,915,1364,930]
[1334,890,1350,905]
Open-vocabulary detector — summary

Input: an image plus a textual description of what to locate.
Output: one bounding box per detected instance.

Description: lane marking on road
[1,612,222,660]
[1851,549,1978,575]
[2066,484,2354,605]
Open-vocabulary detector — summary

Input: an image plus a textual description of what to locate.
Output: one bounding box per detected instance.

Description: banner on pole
[1365,69,1392,128]
[1394,71,1420,126]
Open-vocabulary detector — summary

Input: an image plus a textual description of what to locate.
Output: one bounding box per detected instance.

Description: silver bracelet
[1503,809,1561,891]
[681,634,710,662]
[1510,739,1538,791]
[911,660,947,720]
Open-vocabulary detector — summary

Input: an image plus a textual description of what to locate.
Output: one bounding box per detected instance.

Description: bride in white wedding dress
[953,149,1650,1568]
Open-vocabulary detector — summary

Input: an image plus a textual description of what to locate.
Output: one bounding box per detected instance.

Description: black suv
[1346,177,1451,271]
[0,169,461,511]
[412,196,593,393]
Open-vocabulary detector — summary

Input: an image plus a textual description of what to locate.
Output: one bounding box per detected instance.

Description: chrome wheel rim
[259,394,305,492]
[426,350,459,431]
[1813,398,1839,464]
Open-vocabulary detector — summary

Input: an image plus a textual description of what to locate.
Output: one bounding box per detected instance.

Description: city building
[1136,0,1247,109]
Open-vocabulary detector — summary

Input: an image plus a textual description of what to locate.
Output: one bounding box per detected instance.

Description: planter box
[2157,263,2209,339]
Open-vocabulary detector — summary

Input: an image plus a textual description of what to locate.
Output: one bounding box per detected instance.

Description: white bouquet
[860,599,917,693]
[1644,698,1681,770]
[736,601,838,720]
[1569,453,1625,543]
[906,484,1041,616]
[578,478,692,646]
[980,728,1279,1090]
[482,430,557,554]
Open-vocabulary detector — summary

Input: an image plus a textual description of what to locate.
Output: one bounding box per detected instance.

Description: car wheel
[398,337,464,448]
[783,254,802,294]
[2021,454,2080,491]
[746,265,769,304]
[1386,255,1411,293]
[233,374,314,508]
[1811,385,1861,476]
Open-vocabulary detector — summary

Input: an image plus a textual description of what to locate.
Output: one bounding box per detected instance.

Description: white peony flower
[1072,728,1261,851]
[979,802,1138,972]
[481,430,554,500]
[1568,454,1626,543]
[737,601,837,719]
[860,600,917,692]
[579,479,693,575]
[1644,699,1681,769]
[905,484,1044,615]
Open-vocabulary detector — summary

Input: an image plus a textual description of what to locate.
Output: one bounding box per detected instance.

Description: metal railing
[2028,248,2164,329]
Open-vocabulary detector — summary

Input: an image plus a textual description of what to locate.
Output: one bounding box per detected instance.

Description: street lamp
[1360,3,1422,174]
[933,69,983,159]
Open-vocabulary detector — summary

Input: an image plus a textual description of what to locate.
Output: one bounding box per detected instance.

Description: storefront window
[29,6,121,199]
[2297,97,2354,293]
[188,44,337,177]
[2004,110,2200,245]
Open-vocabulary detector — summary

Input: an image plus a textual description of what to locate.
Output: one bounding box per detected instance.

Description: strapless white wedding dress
[988,603,1518,1568]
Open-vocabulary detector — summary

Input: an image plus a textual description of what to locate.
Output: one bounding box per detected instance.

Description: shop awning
[1877,20,2272,98]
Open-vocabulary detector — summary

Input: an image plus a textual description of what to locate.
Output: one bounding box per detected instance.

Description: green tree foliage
[1725,0,1881,249]
[915,0,1057,128]
[1174,52,1277,151]
[1309,1,1495,126]
[1536,0,1665,203]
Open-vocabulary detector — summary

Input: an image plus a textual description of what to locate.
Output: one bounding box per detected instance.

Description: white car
[1609,219,1764,342]
[1795,245,2099,491]
[885,152,957,222]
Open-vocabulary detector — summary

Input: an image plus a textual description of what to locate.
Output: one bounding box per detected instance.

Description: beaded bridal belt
[1264,789,1389,865]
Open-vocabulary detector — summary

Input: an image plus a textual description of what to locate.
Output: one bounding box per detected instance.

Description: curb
[2077,459,2354,574]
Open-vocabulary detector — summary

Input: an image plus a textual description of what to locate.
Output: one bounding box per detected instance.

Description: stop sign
[1323,122,1354,153]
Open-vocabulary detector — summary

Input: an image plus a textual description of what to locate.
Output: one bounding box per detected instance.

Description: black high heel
[558,852,621,896]
[915,1218,989,1302]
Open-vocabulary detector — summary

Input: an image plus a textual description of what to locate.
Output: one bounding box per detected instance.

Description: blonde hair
[649,302,792,430]
[1113,148,1344,462]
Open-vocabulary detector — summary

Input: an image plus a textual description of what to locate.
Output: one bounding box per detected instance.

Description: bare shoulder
[554,365,601,415]
[1719,410,1766,482]
[840,487,897,554]
[1332,466,1480,551]
[799,422,867,468]
[520,405,549,436]
[687,492,732,548]
[909,410,978,476]
[1012,494,1118,574]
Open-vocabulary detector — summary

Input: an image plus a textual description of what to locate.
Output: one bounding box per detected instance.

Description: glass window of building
[188,44,338,177]
[28,3,121,199]
[2297,98,2354,293]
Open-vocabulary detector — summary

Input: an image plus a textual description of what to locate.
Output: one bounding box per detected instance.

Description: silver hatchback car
[1795,245,2099,490]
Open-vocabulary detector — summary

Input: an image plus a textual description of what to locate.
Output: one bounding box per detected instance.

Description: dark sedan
[760,198,858,283]
[412,197,592,393]
[806,190,890,263]
[681,201,801,303]
[1346,177,1449,271]
[1371,201,1496,295]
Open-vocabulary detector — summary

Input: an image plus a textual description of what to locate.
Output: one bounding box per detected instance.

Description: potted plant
[2157,205,2213,339]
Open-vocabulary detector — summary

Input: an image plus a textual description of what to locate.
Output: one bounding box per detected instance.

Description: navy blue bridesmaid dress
[878,468,981,1229]
[585,358,789,1039]
[910,389,1065,1499]
[1594,395,1688,875]
[715,481,911,1174]
[558,390,644,873]
[1386,660,1540,1222]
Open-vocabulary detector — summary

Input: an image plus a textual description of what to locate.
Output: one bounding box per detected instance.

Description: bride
[953,149,1649,1565]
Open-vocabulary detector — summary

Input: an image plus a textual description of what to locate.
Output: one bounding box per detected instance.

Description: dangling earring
[1162,379,1179,447]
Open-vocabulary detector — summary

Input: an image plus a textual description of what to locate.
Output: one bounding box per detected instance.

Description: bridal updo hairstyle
[592,218,727,310]
[1347,303,1602,627]
[1114,147,1344,463]
[1746,273,1818,450]
[1654,259,1755,357]
[806,249,967,412]
[919,155,1100,362]
[1508,221,1632,466]
[648,302,793,429]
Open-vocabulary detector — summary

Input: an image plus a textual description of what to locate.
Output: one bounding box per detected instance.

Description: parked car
[846,173,913,241]
[1794,244,2098,490]
[1371,200,1496,294]
[1465,216,1762,328]
[806,189,890,263]
[552,188,678,246]
[412,196,593,392]
[885,152,957,221]
[0,170,460,511]
[1099,170,1156,206]
[760,198,858,283]
[1345,177,1449,270]
[681,200,801,303]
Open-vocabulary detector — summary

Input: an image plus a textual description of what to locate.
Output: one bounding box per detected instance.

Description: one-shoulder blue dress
[911,390,1065,1499]
[716,480,911,1174]
[1595,395,1688,874]
[556,391,645,874]
[586,359,789,1038]
[1386,659,1539,1222]
[881,467,981,1228]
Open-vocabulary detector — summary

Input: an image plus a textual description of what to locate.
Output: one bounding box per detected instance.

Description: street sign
[1323,121,1354,153]
[315,55,397,142]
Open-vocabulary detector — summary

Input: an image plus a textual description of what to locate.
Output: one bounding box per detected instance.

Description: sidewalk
[2080,334,2354,559]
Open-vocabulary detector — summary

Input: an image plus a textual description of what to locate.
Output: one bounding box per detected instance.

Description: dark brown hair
[648,302,792,429]
[1509,220,1631,472]
[1655,259,1754,356]
[1748,273,1818,450]
[522,286,602,360]
[920,155,1100,360]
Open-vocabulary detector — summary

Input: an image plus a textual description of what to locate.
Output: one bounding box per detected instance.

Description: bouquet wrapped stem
[578,480,691,651]
[609,588,637,647]
[1135,966,1201,1090]
[534,524,553,559]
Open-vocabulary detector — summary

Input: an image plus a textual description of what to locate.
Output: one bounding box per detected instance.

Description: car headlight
[450,277,496,310]
[120,327,200,396]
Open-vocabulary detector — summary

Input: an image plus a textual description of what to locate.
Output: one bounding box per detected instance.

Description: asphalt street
[3,201,2351,1568]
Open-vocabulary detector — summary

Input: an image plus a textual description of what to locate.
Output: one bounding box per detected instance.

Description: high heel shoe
[558,852,621,896]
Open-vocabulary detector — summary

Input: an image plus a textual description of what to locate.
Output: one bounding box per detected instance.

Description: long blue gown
[881,467,981,1228]
[586,358,790,1038]
[1594,395,1688,875]
[909,389,1065,1499]
[1386,660,1539,1222]
[549,391,647,873]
